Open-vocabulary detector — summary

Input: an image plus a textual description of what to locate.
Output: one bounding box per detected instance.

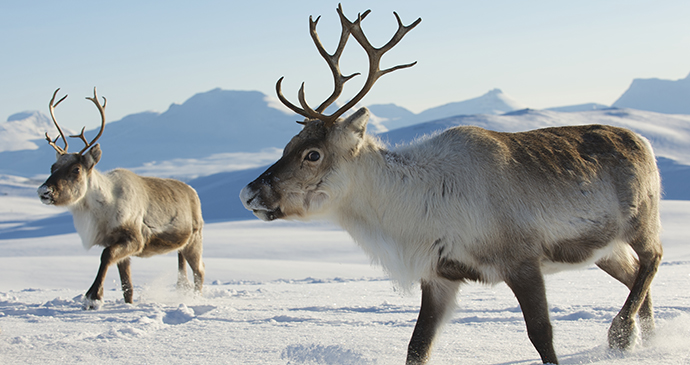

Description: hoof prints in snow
[282,344,375,365]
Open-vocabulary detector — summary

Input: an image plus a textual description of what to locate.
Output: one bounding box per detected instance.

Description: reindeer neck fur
[330,132,487,288]
[68,168,118,250]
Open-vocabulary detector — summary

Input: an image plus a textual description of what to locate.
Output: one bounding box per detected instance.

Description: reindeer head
[240,5,420,221]
[38,88,107,206]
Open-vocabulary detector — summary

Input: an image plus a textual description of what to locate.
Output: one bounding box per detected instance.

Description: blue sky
[2,0,689,131]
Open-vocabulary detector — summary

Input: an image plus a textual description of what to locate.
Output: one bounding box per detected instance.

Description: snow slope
[546,103,610,112]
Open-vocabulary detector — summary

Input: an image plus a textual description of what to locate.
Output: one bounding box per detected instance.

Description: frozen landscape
[1,177,689,365]
[1,81,690,364]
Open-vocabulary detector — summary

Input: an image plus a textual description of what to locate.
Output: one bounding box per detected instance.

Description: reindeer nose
[38,184,51,195]
[239,186,257,210]
[37,185,54,203]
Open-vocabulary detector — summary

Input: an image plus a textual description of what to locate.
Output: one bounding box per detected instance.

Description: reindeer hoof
[176,279,194,293]
[82,297,103,310]
[608,316,638,350]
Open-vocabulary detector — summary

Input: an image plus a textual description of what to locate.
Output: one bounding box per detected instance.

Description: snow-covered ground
[0,177,688,364]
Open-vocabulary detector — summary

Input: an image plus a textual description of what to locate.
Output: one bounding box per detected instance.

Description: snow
[0,169,689,365]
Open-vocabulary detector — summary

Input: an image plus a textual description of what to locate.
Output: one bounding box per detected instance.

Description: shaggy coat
[241,107,663,364]
[39,144,204,309]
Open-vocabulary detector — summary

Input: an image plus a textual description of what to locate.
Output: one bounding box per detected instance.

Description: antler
[45,87,107,156]
[277,4,421,126]
[46,88,69,155]
[70,87,107,155]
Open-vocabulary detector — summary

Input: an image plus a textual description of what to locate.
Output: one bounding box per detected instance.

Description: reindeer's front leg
[84,228,141,310]
[84,247,116,309]
[407,279,459,365]
[505,261,558,364]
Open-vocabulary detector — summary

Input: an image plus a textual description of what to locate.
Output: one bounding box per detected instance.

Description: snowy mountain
[613,72,690,114]
[0,111,73,153]
[415,88,526,121]
[370,89,527,130]
[366,103,416,126]
[0,89,302,177]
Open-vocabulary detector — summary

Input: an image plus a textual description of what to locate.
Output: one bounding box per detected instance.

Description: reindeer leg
[84,247,115,310]
[606,251,661,349]
[176,252,192,291]
[505,262,558,365]
[84,228,142,310]
[406,279,459,365]
[600,205,663,350]
[180,235,205,295]
[117,258,133,304]
[596,245,653,342]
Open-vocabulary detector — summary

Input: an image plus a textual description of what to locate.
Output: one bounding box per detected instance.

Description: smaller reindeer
[38,88,204,309]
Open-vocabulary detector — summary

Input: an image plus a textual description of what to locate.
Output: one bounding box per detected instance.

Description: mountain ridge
[3,69,690,179]
[613,72,690,114]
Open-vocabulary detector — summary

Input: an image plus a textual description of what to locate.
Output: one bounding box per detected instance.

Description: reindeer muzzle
[37,184,55,205]
[239,185,283,221]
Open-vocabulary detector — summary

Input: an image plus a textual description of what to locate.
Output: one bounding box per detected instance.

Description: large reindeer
[240,5,663,365]
[38,88,205,310]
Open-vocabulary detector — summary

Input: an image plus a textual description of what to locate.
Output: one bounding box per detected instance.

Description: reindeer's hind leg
[180,230,204,295]
[596,243,653,342]
[406,279,459,365]
[176,252,193,291]
[117,258,133,303]
[600,236,662,349]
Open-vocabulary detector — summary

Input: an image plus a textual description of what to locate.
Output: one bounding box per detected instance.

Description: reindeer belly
[137,229,192,257]
[540,241,618,275]
[537,211,622,274]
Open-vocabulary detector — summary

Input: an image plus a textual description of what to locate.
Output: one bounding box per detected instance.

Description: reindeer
[38,88,205,310]
[240,5,663,364]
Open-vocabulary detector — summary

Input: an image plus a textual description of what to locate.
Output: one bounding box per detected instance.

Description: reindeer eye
[305,151,321,162]
[72,167,81,174]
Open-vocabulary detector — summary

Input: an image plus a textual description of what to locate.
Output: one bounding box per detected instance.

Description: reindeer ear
[342,107,370,138]
[84,143,102,169]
